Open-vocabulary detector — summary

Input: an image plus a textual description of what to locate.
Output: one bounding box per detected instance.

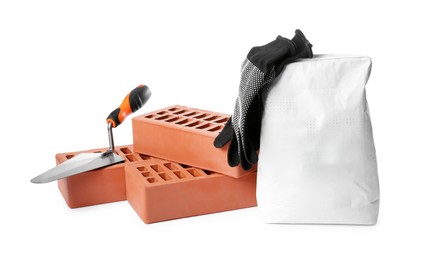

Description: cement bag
[257,55,379,224]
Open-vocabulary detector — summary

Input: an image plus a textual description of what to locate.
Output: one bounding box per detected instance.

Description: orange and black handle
[106,85,152,128]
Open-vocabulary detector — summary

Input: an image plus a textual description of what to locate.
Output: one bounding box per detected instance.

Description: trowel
[31,84,151,184]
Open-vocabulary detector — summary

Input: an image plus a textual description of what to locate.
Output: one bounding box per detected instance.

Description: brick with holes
[132,105,256,178]
[125,161,257,224]
[56,145,153,208]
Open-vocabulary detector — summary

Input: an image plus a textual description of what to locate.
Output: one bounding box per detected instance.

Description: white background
[1,0,433,259]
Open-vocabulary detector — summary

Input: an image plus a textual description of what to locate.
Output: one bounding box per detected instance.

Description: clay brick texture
[56,145,153,208]
[56,145,257,223]
[125,160,257,224]
[132,105,257,178]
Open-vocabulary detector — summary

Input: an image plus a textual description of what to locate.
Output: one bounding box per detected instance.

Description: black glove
[214,29,313,170]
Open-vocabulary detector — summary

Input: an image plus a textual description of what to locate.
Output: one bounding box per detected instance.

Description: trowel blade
[31,153,125,184]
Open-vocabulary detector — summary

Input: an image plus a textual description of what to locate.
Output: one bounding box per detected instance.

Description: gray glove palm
[214,29,313,170]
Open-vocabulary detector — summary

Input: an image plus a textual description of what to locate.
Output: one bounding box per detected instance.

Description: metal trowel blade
[31,153,125,184]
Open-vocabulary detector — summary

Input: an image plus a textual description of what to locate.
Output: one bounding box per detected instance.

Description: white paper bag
[257,55,380,224]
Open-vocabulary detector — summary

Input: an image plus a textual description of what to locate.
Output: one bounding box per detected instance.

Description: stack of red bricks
[57,105,257,223]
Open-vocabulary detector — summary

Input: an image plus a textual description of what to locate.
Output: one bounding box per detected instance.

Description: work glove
[214,29,313,170]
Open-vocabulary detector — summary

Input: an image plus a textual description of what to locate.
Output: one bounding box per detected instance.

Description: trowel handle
[106,85,152,128]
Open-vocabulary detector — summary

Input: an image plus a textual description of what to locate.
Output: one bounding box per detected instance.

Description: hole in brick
[147,177,157,183]
[93,150,104,153]
[208,125,223,132]
[159,173,171,181]
[187,169,204,177]
[120,147,131,154]
[66,154,75,159]
[173,170,186,179]
[185,121,200,127]
[204,115,218,121]
[142,172,151,177]
[203,170,215,175]
[173,110,186,115]
[196,123,211,129]
[126,155,137,162]
[139,154,151,160]
[157,111,166,115]
[150,164,165,172]
[165,117,179,123]
[145,114,154,119]
[194,113,208,119]
[168,107,178,111]
[137,166,146,171]
[175,119,188,125]
[214,117,228,123]
[164,163,177,170]
[178,163,191,169]
[155,115,170,120]
[183,111,196,116]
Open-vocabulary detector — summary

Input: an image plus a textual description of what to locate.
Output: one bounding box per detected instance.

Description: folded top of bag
[264,54,372,118]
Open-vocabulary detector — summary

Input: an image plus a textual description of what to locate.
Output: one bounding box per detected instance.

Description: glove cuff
[247,36,297,73]
[292,29,313,59]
